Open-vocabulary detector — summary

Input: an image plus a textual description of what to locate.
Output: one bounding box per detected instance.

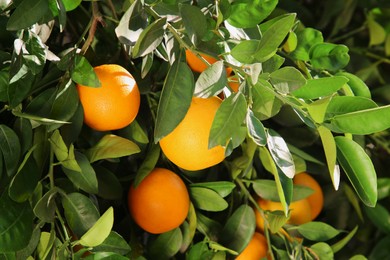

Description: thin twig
[80,2,105,54]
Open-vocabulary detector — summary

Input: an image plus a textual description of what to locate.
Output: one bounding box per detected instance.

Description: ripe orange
[185,49,232,75]
[159,96,225,171]
[127,168,190,234]
[255,197,312,232]
[293,172,324,220]
[76,64,140,131]
[236,232,268,260]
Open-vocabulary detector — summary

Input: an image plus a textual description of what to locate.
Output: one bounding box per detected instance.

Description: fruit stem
[80,2,105,54]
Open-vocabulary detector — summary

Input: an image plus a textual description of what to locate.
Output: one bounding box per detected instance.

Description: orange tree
[1,0,390,259]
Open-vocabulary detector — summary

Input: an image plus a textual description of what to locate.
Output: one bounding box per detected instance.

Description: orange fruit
[185,49,232,75]
[159,97,225,171]
[255,197,311,232]
[293,172,324,220]
[76,64,140,131]
[236,232,268,260]
[127,168,190,234]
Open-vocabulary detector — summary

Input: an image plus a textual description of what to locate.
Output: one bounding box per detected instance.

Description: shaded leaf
[0,124,21,177]
[6,0,49,30]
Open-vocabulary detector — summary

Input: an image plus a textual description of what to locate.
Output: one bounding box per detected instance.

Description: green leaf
[264,210,289,234]
[369,235,390,259]
[331,226,358,253]
[71,55,101,87]
[325,96,377,119]
[291,28,324,61]
[219,205,256,253]
[329,104,390,135]
[317,126,340,190]
[86,134,140,163]
[189,187,228,212]
[252,79,282,120]
[194,61,228,98]
[209,92,247,148]
[309,242,334,260]
[227,0,278,28]
[364,203,390,234]
[13,118,33,155]
[132,17,167,58]
[367,15,386,46]
[253,179,313,202]
[230,40,261,64]
[62,192,100,237]
[154,60,194,142]
[6,0,49,30]
[0,124,21,177]
[148,228,183,259]
[133,144,160,188]
[49,130,81,172]
[92,231,131,255]
[335,136,377,207]
[190,181,235,198]
[95,165,123,200]
[309,43,350,71]
[294,222,340,241]
[0,193,33,253]
[115,0,147,46]
[254,14,296,62]
[335,72,371,98]
[267,129,295,178]
[33,188,58,223]
[292,76,348,100]
[270,67,307,94]
[62,152,98,194]
[79,207,114,247]
[9,154,40,202]
[196,212,222,241]
[378,178,390,200]
[246,109,267,146]
[180,4,208,45]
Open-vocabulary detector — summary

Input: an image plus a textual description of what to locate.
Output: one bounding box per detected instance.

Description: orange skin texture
[236,232,268,260]
[76,64,140,131]
[185,49,232,75]
[159,97,225,171]
[255,197,312,232]
[127,168,190,234]
[293,172,324,220]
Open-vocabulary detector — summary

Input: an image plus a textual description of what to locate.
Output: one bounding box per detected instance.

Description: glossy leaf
[219,205,256,253]
[335,136,377,207]
[62,192,100,238]
[295,222,340,241]
[33,188,59,223]
[148,228,182,259]
[0,124,21,177]
[8,155,40,203]
[267,129,295,178]
[246,109,267,146]
[252,79,283,120]
[317,126,340,190]
[132,17,167,58]
[309,242,334,259]
[0,193,33,253]
[194,61,228,98]
[209,92,247,148]
[336,72,371,98]
[270,66,306,94]
[329,104,390,135]
[154,60,194,142]
[292,76,348,100]
[227,0,278,28]
[331,226,358,253]
[253,179,313,202]
[180,5,207,44]
[79,207,114,247]
[309,43,350,71]
[325,96,377,119]
[6,0,49,31]
[190,181,235,198]
[196,212,222,241]
[62,152,98,194]
[364,203,390,234]
[71,55,101,87]
[291,28,324,61]
[190,187,228,212]
[115,0,147,46]
[86,134,140,163]
[92,231,131,255]
[367,15,386,46]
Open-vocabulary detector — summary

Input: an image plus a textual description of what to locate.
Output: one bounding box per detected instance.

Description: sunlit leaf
[79,207,114,247]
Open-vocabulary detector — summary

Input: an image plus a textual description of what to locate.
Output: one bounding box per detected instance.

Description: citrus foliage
[0,0,390,259]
